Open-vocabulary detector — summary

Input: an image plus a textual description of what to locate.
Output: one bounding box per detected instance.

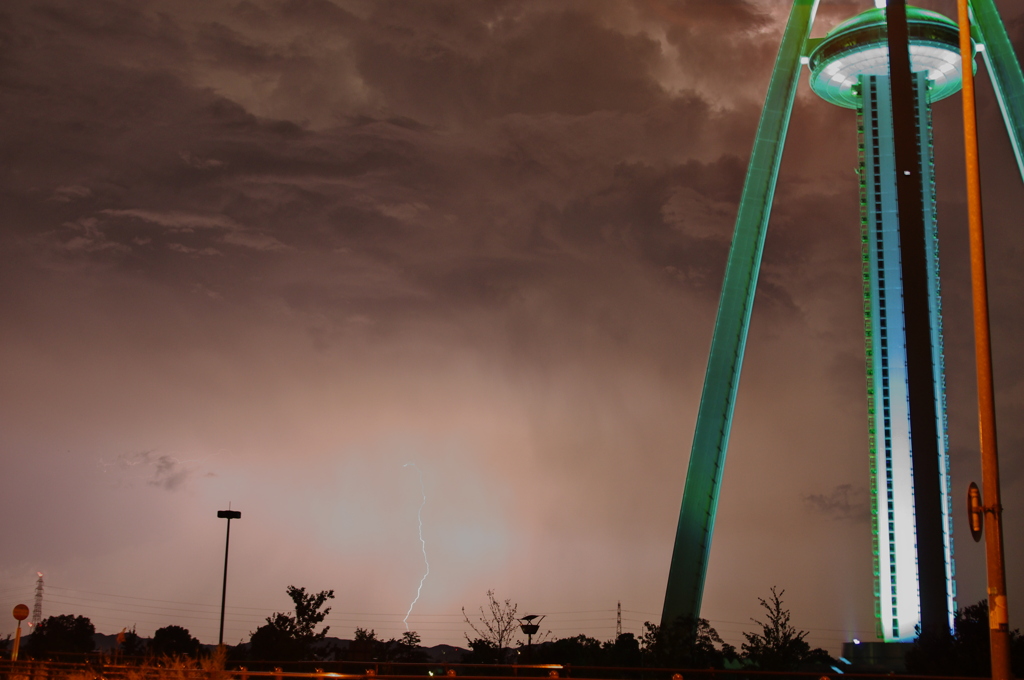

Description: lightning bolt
[403,462,429,630]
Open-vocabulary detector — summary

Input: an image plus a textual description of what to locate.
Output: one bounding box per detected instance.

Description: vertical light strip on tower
[808,6,962,640]
[858,71,952,641]
[661,0,819,627]
[861,75,919,640]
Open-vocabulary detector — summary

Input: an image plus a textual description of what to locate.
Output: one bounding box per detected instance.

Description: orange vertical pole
[955,1,1011,678]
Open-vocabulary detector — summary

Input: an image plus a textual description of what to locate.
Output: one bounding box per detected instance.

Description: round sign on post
[12,604,29,662]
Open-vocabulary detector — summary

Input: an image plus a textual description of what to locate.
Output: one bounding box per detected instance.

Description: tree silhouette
[151,625,200,657]
[642,617,735,669]
[249,586,334,661]
[603,632,642,667]
[740,587,832,671]
[287,586,334,641]
[462,589,519,663]
[349,627,383,661]
[535,634,604,665]
[118,627,146,657]
[25,614,95,656]
[383,631,429,662]
[461,638,500,664]
[906,600,1024,677]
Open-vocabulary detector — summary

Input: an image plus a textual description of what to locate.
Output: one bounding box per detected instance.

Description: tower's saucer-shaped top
[808,6,970,108]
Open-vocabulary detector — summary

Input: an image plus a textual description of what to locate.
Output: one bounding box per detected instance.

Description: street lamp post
[217,509,241,648]
[518,614,544,662]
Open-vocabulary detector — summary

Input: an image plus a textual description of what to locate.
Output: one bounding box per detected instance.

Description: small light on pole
[217,509,241,648]
[519,614,544,661]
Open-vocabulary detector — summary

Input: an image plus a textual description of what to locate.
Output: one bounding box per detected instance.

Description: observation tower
[807,6,963,642]
[661,0,1024,647]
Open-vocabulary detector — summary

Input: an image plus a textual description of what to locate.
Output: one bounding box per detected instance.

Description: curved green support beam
[661,0,820,628]
[969,0,1024,181]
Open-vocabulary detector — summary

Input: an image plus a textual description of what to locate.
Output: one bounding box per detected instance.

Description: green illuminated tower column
[807,6,964,641]
[660,0,820,628]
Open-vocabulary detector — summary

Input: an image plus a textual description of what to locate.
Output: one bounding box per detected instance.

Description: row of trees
[460,587,832,671]
[460,589,1023,675]
[16,615,200,657]
[246,586,427,662]
[906,601,1024,676]
[13,585,1021,675]
[8,585,830,669]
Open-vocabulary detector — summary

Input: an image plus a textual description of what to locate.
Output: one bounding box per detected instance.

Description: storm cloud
[0,0,1021,653]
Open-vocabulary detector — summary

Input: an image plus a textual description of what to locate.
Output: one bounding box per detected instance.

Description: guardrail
[0,660,985,680]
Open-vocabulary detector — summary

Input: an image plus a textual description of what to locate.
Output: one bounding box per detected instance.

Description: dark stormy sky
[1,0,1022,653]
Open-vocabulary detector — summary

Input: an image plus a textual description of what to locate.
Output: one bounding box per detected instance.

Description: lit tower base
[807,6,962,642]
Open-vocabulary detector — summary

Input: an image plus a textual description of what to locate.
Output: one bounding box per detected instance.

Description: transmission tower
[31,573,43,626]
[616,601,622,638]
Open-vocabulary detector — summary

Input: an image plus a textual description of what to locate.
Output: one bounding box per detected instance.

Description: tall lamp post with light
[217,509,241,648]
